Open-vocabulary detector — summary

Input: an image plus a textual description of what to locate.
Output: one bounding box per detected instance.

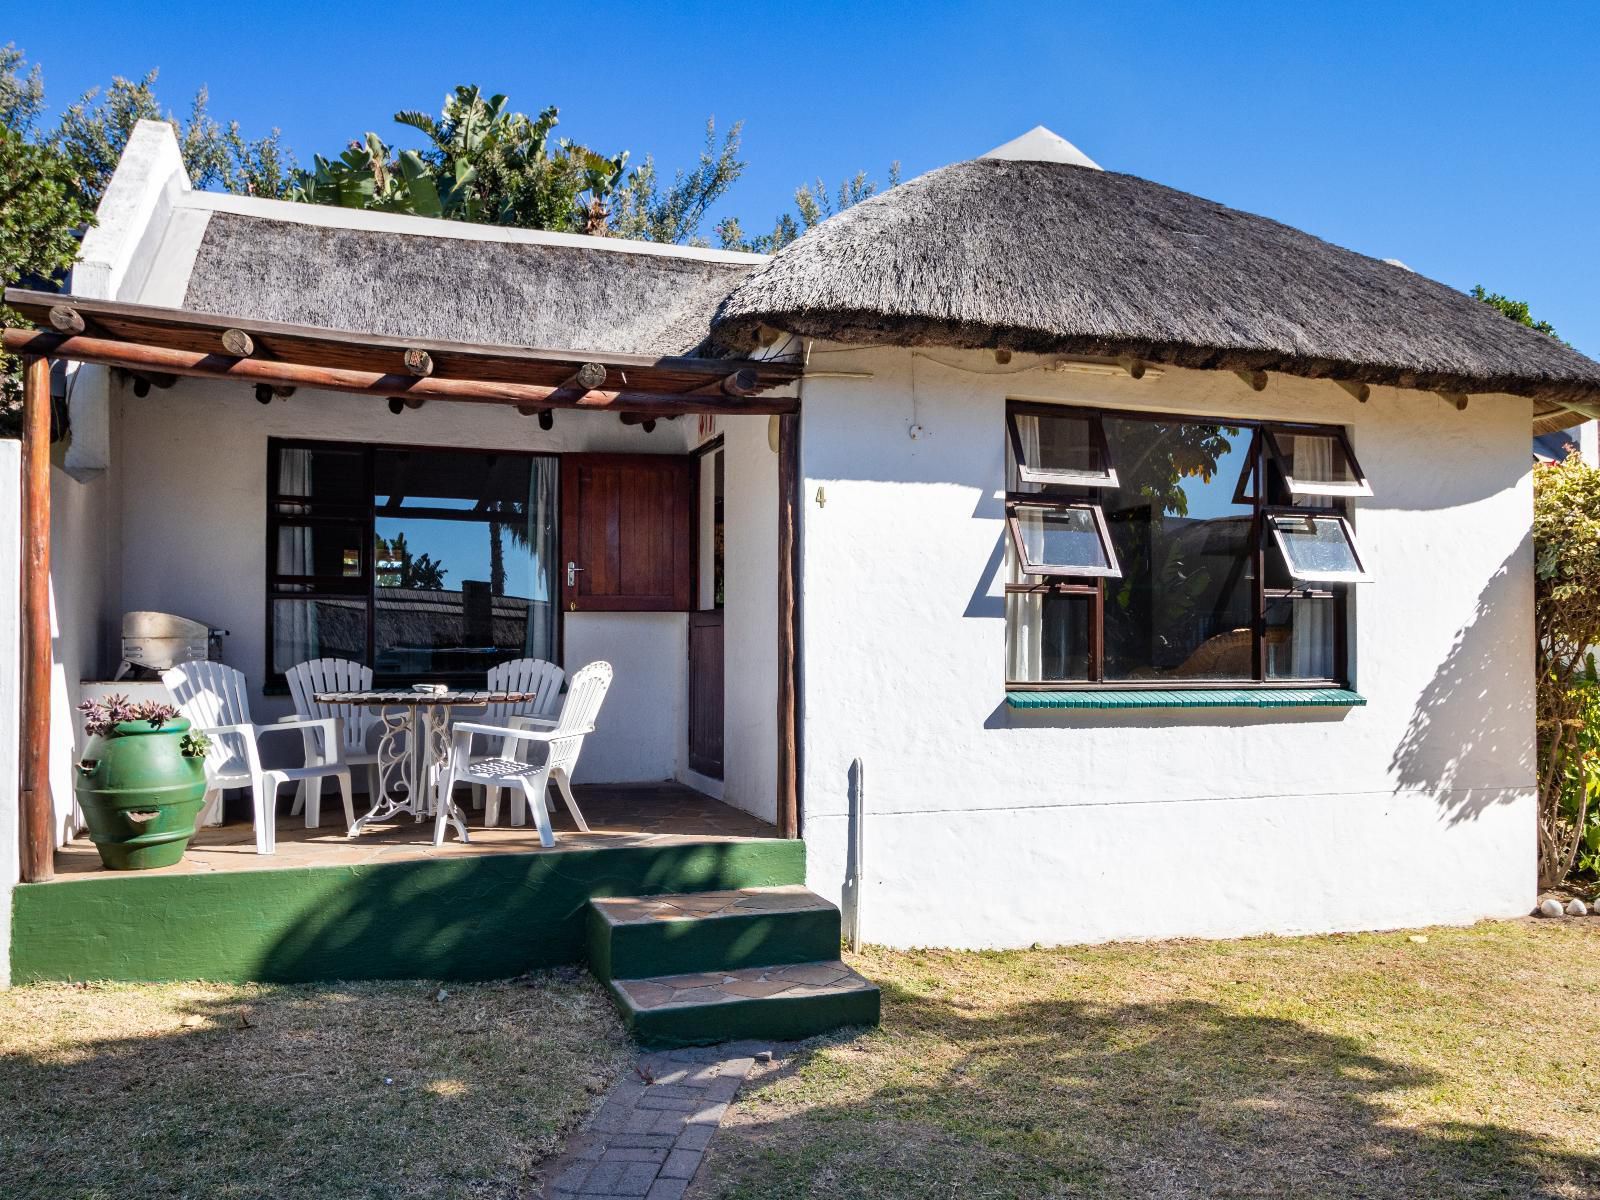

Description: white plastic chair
[163,661,354,855]
[465,658,565,810]
[434,661,613,848]
[285,658,384,804]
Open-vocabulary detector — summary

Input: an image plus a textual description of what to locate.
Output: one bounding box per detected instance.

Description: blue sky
[10,1,1598,354]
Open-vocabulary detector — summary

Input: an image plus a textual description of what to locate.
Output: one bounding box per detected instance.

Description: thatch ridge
[185,213,756,358]
[712,159,1600,404]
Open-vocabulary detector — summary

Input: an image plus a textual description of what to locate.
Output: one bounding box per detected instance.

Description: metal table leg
[349,705,420,835]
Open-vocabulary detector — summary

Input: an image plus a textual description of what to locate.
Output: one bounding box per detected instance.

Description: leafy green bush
[1533,457,1600,886]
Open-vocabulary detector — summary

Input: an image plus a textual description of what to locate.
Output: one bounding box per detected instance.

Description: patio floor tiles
[49,783,776,878]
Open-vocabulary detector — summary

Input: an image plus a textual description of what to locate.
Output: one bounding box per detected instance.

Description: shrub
[1532,457,1600,887]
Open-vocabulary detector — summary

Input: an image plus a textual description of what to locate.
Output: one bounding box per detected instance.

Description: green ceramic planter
[74,718,207,870]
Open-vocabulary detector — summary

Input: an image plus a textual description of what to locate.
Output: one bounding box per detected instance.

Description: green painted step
[586,886,841,983]
[608,960,881,1048]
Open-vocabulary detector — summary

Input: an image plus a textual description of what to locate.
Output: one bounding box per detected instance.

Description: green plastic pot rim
[103,717,192,737]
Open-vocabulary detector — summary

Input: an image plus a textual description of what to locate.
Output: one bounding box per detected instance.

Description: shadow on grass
[0,972,630,1200]
[708,981,1600,1200]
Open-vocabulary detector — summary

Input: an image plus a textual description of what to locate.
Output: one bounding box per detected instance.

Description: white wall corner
[64,119,191,480]
[1579,420,1598,468]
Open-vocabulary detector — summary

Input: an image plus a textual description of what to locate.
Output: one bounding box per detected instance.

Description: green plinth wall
[10,840,806,985]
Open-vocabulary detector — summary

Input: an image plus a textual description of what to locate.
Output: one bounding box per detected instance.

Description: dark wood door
[688,609,724,778]
[560,455,694,612]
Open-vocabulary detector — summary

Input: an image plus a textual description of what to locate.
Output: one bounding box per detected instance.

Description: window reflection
[1101,420,1256,680]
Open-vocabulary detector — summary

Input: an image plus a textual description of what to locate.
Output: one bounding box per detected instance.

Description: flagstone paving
[541,1043,777,1199]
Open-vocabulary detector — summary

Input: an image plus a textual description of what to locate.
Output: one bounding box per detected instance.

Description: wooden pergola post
[19,355,54,882]
[776,412,800,839]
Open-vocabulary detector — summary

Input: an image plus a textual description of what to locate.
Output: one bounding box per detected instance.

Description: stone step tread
[592,885,835,926]
[614,960,874,1012]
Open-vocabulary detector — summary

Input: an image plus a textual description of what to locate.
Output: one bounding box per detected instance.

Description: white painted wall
[719,416,779,823]
[566,613,685,782]
[47,455,117,840]
[0,441,20,985]
[107,379,700,783]
[798,346,1538,947]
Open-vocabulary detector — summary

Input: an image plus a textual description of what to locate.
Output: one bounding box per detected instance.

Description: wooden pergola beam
[1,329,800,416]
[19,356,54,882]
[4,288,804,395]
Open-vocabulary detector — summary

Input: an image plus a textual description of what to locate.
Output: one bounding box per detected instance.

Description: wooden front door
[688,609,724,777]
[560,455,694,612]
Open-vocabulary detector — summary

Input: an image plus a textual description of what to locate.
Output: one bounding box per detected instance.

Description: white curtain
[1290,433,1336,504]
[1287,435,1337,676]
[1290,597,1334,678]
[1006,418,1044,679]
[1011,414,1042,491]
[524,456,558,659]
[277,449,318,664]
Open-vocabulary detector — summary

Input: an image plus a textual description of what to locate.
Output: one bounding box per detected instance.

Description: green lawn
[703,920,1600,1200]
[0,969,632,1199]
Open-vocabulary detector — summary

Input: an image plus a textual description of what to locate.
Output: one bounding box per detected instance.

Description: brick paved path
[542,1043,773,1199]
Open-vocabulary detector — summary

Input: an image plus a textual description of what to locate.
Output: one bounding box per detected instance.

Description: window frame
[1007,402,1120,489]
[1262,424,1373,499]
[265,437,562,693]
[1005,496,1123,579]
[1265,508,1371,584]
[1003,404,1361,691]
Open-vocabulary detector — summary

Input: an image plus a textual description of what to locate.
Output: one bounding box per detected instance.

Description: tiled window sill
[1005,688,1365,710]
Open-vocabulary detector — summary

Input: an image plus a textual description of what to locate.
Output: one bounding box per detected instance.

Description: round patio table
[314,688,539,842]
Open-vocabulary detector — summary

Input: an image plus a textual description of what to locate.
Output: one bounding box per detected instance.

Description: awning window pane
[1010,503,1120,577]
[1265,428,1371,497]
[1269,513,1370,582]
[1009,410,1118,488]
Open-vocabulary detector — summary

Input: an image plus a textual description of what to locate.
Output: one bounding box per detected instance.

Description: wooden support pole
[19,356,54,882]
[776,411,801,840]
[1,330,801,416]
[220,328,256,357]
[1117,355,1145,380]
[1235,369,1268,391]
[403,348,434,377]
[1335,379,1371,403]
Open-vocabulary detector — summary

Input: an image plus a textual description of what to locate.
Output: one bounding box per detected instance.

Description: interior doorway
[688,446,725,778]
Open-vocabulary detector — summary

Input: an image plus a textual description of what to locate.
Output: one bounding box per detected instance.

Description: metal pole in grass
[846,757,865,953]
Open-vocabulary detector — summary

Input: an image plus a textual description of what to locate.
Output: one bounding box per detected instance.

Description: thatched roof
[713,154,1600,405]
[183,211,759,357]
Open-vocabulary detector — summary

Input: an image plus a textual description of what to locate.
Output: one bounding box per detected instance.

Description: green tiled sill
[1006,688,1365,710]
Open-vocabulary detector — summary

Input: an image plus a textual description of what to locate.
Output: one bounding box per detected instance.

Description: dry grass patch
[0,969,632,1199]
[703,920,1600,1199]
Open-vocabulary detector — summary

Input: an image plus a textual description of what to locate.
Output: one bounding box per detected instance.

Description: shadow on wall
[708,985,1600,1199]
[1389,554,1533,824]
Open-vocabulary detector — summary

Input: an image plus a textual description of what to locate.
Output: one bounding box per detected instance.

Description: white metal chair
[465,658,565,810]
[163,661,354,855]
[434,661,613,848]
[285,658,384,805]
